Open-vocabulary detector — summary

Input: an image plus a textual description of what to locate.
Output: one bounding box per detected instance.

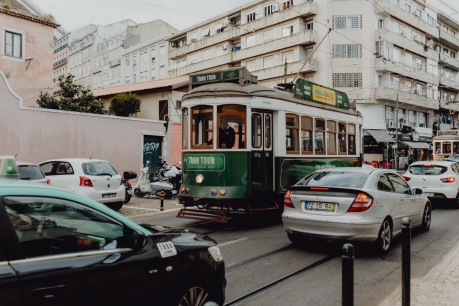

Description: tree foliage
[110,93,141,117]
[36,74,107,115]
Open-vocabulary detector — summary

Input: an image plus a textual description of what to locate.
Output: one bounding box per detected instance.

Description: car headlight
[196,174,204,184]
[208,246,223,263]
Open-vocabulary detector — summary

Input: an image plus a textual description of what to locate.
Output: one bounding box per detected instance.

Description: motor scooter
[122,171,137,204]
[133,166,174,199]
[154,158,182,193]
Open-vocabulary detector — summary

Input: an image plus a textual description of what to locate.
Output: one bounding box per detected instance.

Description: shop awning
[400,141,431,149]
[366,130,395,143]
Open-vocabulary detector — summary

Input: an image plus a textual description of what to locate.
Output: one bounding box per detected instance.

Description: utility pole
[395,93,399,170]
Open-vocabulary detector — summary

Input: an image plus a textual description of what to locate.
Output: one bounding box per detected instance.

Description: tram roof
[433,135,459,140]
[181,82,361,117]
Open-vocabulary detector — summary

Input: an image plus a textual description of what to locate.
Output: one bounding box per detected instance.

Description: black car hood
[141,223,217,247]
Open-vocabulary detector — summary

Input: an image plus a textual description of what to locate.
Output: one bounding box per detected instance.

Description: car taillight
[284,190,294,208]
[348,192,374,212]
[79,176,93,187]
[402,176,411,181]
[46,178,51,185]
[127,182,131,187]
[440,177,456,183]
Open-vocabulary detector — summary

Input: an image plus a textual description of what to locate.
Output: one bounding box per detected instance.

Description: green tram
[177,67,363,222]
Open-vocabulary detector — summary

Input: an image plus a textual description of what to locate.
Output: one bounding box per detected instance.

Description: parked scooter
[122,171,137,204]
[154,158,182,193]
[133,166,174,199]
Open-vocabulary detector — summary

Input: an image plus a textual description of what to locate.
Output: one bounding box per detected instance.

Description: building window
[151,57,156,65]
[405,53,412,67]
[416,83,423,95]
[327,121,337,155]
[247,11,256,23]
[334,15,361,29]
[332,73,362,87]
[126,58,130,67]
[126,76,130,84]
[306,22,313,30]
[315,119,326,154]
[378,19,384,29]
[392,21,400,34]
[263,55,274,68]
[264,5,275,16]
[286,114,299,153]
[390,0,400,6]
[334,44,360,58]
[393,48,401,62]
[301,116,313,154]
[405,80,412,93]
[283,1,293,9]
[416,58,422,70]
[133,74,137,83]
[405,2,411,13]
[246,35,256,48]
[5,31,22,58]
[282,25,293,37]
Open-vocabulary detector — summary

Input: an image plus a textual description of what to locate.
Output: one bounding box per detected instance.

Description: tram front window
[217,105,246,149]
[443,142,452,155]
[454,142,459,154]
[191,105,213,148]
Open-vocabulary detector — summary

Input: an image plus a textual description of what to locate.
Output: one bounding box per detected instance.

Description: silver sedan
[282,168,432,254]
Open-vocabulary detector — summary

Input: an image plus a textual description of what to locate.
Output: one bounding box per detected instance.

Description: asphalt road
[129,206,459,306]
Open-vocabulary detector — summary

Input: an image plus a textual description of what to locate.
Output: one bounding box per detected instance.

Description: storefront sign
[184,154,225,171]
[294,79,349,109]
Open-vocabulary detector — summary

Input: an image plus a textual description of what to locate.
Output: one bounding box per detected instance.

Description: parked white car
[402,161,459,208]
[39,158,124,211]
[17,161,50,184]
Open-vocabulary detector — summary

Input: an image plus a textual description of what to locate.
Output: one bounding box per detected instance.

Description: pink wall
[0,11,55,107]
[0,71,180,175]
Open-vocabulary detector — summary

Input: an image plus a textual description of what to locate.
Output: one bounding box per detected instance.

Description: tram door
[251,111,274,207]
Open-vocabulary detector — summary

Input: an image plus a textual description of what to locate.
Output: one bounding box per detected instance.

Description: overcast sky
[33,0,459,32]
[33,0,249,32]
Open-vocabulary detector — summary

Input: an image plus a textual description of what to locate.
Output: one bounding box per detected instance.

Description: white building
[165,0,459,163]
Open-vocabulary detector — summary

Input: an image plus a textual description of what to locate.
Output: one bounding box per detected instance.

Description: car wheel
[134,188,145,198]
[454,192,459,209]
[374,219,392,254]
[287,233,307,245]
[106,202,123,211]
[420,203,431,232]
[170,279,220,306]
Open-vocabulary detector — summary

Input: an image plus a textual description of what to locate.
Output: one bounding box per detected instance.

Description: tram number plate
[304,202,336,212]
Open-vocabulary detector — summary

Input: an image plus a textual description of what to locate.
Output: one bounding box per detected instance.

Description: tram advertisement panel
[294,79,350,109]
[184,154,225,171]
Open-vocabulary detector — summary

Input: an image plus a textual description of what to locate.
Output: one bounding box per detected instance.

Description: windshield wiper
[97,173,113,177]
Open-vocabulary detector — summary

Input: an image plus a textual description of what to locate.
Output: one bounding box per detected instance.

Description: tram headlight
[196,174,204,184]
[180,187,185,193]
[219,189,226,195]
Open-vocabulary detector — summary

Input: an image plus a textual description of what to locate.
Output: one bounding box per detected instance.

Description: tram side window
[435,142,441,155]
[217,105,246,149]
[338,122,347,154]
[315,119,326,154]
[327,121,337,155]
[252,114,262,148]
[286,114,299,153]
[348,124,356,155]
[182,108,189,149]
[301,116,313,154]
[443,142,452,155]
[191,105,213,148]
[265,115,271,149]
[453,143,459,154]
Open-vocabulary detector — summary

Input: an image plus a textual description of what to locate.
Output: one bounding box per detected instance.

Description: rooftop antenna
[89,151,95,160]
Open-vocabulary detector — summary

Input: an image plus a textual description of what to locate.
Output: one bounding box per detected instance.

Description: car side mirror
[132,229,147,250]
[414,188,423,195]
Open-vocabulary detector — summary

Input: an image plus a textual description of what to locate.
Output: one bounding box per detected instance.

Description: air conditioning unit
[222,44,228,50]
[272,5,279,12]
[387,120,395,129]
[191,38,197,43]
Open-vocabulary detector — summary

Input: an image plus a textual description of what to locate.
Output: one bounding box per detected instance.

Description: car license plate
[102,193,116,199]
[304,202,336,212]
[424,192,434,197]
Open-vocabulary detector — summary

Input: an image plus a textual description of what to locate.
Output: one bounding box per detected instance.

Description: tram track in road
[225,245,293,272]
[223,254,338,306]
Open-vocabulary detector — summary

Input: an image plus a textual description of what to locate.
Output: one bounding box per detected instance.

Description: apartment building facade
[165,0,459,164]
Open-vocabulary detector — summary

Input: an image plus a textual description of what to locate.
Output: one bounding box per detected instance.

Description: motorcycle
[133,166,174,199]
[154,158,182,193]
[122,171,137,204]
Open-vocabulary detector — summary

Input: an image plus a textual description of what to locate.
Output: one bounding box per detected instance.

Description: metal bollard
[160,189,165,211]
[342,243,354,306]
[402,217,411,306]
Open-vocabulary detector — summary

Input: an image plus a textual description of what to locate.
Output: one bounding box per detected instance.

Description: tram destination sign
[191,69,241,85]
[294,79,350,109]
[184,154,225,172]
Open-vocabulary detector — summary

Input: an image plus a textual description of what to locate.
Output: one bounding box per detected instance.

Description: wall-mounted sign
[294,79,350,109]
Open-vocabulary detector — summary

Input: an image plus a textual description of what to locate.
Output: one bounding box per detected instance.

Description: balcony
[377,29,434,58]
[375,86,439,110]
[376,0,439,39]
[375,58,439,85]
[54,44,68,54]
[439,76,459,90]
[168,1,316,60]
[168,30,317,77]
[438,10,459,32]
[92,67,102,74]
[109,58,121,67]
[439,54,459,71]
[439,100,459,111]
[53,58,68,68]
[439,30,459,51]
[250,60,317,81]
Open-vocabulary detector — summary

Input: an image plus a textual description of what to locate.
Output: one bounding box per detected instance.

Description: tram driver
[219,124,235,149]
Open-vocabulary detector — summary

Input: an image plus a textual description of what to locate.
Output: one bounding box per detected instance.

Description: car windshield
[448,155,459,162]
[409,165,447,175]
[17,165,45,180]
[295,171,369,188]
[82,162,118,176]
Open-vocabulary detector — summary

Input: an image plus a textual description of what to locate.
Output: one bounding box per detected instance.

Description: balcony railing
[53,58,68,68]
[54,44,69,54]
[109,58,121,67]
